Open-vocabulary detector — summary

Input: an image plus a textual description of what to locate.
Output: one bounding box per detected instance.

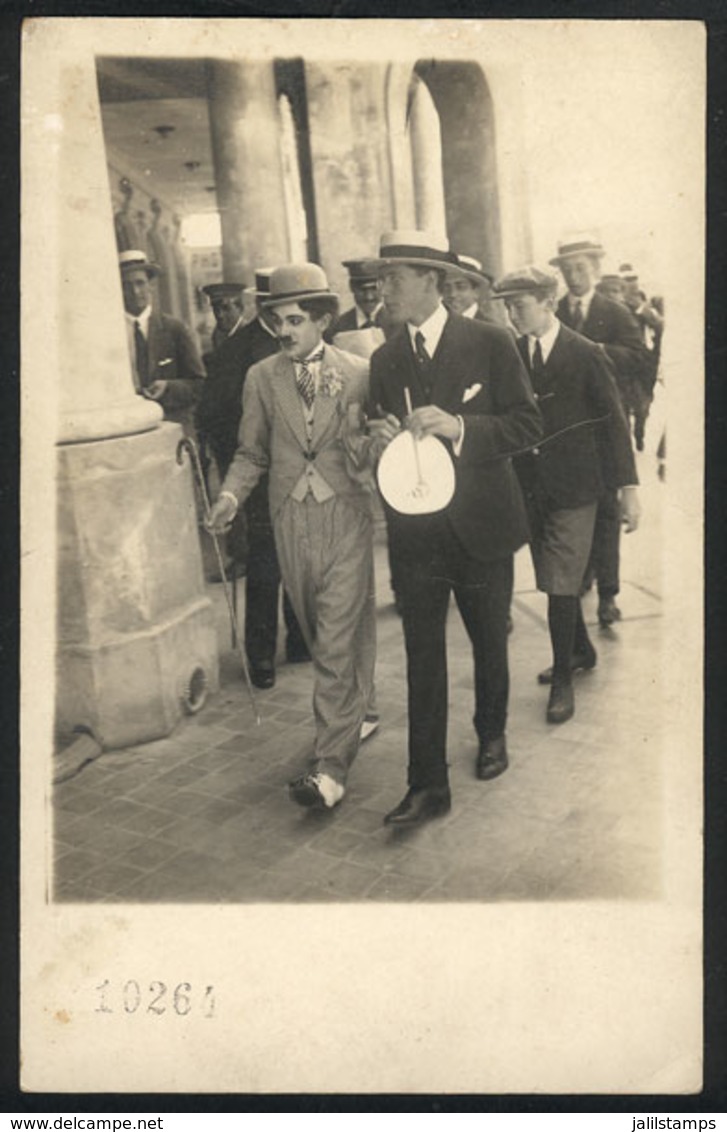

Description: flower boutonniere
[319,366,345,399]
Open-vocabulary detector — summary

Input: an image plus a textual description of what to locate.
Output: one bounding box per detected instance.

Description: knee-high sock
[573,597,594,658]
[548,595,578,682]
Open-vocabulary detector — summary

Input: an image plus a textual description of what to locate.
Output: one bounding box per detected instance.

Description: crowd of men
[118,227,663,826]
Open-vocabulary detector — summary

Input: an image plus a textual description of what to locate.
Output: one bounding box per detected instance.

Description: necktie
[531,339,545,391]
[571,299,584,332]
[134,319,149,388]
[414,330,433,398]
[295,349,324,409]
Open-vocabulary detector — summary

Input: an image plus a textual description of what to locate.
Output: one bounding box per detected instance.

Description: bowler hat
[452,254,495,286]
[260,263,338,307]
[341,259,380,284]
[549,233,606,266]
[202,282,245,300]
[372,229,461,274]
[243,268,275,298]
[119,249,160,278]
[492,266,559,300]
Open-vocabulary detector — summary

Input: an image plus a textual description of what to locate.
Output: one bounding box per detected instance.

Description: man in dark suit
[202,281,247,356]
[119,250,205,433]
[443,253,498,324]
[551,235,649,628]
[329,259,385,335]
[196,270,309,688]
[494,266,639,723]
[367,230,542,825]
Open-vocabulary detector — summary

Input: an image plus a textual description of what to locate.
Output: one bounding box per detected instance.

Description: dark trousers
[395,527,513,790]
[586,488,621,598]
[244,517,308,666]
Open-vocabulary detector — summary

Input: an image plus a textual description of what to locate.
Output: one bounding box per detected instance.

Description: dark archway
[414,60,501,278]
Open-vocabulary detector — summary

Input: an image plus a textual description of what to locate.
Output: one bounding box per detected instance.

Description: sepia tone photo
[21,17,704,1094]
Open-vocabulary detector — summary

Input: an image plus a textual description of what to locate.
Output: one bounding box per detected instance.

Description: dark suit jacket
[369,312,542,565]
[146,311,205,425]
[557,291,650,390]
[514,322,637,512]
[197,317,279,476]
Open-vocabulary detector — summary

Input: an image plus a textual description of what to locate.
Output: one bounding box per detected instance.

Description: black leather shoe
[476,736,508,781]
[384,786,451,826]
[250,661,275,689]
[598,596,621,627]
[538,649,597,685]
[546,681,575,724]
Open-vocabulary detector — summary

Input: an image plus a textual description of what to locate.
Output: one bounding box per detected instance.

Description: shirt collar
[126,305,152,333]
[227,316,245,338]
[407,302,448,357]
[528,315,561,363]
[462,302,479,320]
[295,342,326,366]
[356,303,382,328]
[257,315,278,339]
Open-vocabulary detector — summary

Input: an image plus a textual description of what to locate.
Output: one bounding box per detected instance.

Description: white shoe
[360,714,380,742]
[288,772,345,809]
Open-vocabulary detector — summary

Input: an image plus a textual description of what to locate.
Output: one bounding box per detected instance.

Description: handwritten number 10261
[95,980,215,1017]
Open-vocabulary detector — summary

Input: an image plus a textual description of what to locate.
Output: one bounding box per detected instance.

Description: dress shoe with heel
[250,660,275,689]
[546,681,575,724]
[537,647,597,685]
[384,786,451,826]
[597,596,621,628]
[476,736,509,781]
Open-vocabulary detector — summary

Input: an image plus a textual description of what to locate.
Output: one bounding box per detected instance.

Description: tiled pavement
[52,441,666,904]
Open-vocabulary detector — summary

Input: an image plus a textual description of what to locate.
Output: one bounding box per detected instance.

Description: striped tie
[295,349,324,409]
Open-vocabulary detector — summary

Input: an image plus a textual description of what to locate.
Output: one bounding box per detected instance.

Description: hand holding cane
[176,437,261,725]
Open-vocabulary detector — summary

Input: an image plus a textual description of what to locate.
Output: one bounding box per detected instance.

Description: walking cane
[176,437,261,725]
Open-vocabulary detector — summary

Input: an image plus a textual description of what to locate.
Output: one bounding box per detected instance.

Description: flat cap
[202,282,246,299]
[341,258,380,282]
[492,265,559,299]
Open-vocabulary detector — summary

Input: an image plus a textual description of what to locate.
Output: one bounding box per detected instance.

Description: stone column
[304,61,395,298]
[206,61,291,283]
[24,43,219,750]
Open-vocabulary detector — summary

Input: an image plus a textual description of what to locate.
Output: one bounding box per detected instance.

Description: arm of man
[153,321,206,411]
[453,328,542,463]
[601,303,651,385]
[587,347,640,532]
[207,365,271,530]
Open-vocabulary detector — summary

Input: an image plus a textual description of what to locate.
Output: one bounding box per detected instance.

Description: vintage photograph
[21,17,704,1093]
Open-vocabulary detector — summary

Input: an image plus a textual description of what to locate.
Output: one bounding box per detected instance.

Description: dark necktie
[295,349,324,409]
[531,338,545,391]
[134,319,149,388]
[571,299,584,332]
[413,330,433,398]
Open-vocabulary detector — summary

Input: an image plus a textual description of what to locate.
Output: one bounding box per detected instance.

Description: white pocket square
[462,383,482,403]
[158,358,173,367]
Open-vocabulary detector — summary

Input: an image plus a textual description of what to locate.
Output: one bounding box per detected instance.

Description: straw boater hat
[492,266,559,300]
[118,249,161,278]
[202,282,246,301]
[372,229,462,274]
[260,263,338,307]
[549,233,606,266]
[341,258,380,284]
[452,254,495,287]
[243,268,275,299]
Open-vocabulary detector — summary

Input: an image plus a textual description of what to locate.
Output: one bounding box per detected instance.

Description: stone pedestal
[56,424,219,749]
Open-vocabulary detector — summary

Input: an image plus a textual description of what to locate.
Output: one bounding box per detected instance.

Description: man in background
[551,234,648,628]
[197,270,309,689]
[120,249,205,433]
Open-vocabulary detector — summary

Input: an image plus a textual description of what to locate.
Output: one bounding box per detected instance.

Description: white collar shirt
[355,302,383,329]
[462,302,479,320]
[528,316,561,365]
[406,301,448,359]
[568,288,595,323]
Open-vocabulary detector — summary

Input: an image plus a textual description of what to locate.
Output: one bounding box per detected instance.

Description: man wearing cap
[550,235,649,628]
[119,250,205,430]
[207,263,377,812]
[493,266,639,723]
[202,281,247,353]
[329,260,386,335]
[366,230,541,826]
[619,264,665,451]
[443,254,497,323]
[197,272,309,688]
